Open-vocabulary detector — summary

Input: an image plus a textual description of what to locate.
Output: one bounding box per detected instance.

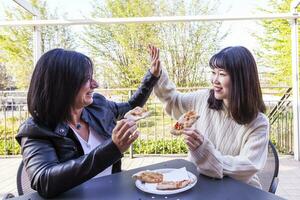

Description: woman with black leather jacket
[15,45,161,198]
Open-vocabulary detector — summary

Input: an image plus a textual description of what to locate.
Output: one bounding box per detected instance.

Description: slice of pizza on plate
[133,168,198,194]
[170,111,200,136]
[156,179,191,190]
[124,106,151,121]
[132,171,163,183]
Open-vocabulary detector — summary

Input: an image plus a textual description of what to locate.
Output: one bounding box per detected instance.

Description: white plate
[134,168,197,195]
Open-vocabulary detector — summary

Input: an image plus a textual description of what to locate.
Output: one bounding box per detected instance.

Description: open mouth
[86,91,94,96]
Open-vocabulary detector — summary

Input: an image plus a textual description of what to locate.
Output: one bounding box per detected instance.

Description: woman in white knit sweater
[154,46,269,189]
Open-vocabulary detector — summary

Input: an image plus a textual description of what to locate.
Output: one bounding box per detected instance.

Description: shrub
[125,138,188,155]
[0,139,21,155]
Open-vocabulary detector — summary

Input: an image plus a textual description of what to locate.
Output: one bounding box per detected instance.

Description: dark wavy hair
[27,48,93,129]
[207,46,266,124]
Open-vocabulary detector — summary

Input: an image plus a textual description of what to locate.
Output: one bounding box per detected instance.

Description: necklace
[75,123,81,130]
[68,121,82,130]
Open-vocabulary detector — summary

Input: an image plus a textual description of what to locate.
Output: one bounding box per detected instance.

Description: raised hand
[112,119,140,153]
[148,44,161,77]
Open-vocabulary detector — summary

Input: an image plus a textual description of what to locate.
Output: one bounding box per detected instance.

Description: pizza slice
[156,179,191,190]
[170,111,200,136]
[124,106,151,121]
[132,171,163,183]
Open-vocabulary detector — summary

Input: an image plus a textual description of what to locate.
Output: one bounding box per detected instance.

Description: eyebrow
[217,68,227,72]
[213,68,226,72]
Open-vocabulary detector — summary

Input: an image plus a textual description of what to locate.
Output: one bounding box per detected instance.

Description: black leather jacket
[15,70,159,198]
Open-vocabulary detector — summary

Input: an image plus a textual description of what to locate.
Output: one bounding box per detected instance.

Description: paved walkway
[0,155,299,200]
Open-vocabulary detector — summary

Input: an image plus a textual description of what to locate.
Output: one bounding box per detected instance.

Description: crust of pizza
[170,127,184,136]
[156,180,191,190]
[170,111,199,136]
[124,106,151,121]
[133,171,163,183]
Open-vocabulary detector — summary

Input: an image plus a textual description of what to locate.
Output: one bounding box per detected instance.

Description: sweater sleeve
[153,68,206,120]
[188,115,269,183]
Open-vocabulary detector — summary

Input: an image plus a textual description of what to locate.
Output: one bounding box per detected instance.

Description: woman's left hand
[182,128,204,151]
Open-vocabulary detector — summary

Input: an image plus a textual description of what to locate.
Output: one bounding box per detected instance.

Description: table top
[12,158,285,200]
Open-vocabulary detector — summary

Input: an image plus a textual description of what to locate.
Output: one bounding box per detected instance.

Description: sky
[47,0,269,51]
[0,0,271,51]
[217,0,269,50]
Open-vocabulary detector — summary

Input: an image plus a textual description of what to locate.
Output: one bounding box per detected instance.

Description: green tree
[82,0,160,88]
[82,0,224,88]
[0,0,76,89]
[157,0,225,87]
[0,63,12,90]
[255,0,295,86]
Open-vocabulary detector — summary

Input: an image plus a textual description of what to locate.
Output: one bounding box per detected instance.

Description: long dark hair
[207,46,266,124]
[27,48,93,129]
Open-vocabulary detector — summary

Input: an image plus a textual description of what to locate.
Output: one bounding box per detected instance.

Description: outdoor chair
[16,161,35,195]
[1,161,34,200]
[257,140,279,194]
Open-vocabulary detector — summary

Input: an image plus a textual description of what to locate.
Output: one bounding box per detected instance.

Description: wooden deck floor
[1,155,299,200]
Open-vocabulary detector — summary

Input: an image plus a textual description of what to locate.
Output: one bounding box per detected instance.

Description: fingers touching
[148,44,161,77]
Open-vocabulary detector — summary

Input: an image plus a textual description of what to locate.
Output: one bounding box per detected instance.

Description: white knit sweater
[154,68,269,189]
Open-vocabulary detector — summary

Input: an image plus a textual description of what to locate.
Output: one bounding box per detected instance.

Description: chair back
[16,161,35,195]
[257,140,279,193]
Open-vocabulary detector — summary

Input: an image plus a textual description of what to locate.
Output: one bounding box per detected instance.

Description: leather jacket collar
[53,108,96,137]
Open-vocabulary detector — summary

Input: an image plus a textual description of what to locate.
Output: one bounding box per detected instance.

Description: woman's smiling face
[211,67,231,103]
[73,75,99,109]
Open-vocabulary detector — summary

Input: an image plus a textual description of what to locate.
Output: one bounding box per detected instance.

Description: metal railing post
[12,0,41,68]
[291,0,300,161]
[33,16,41,65]
[128,89,134,159]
